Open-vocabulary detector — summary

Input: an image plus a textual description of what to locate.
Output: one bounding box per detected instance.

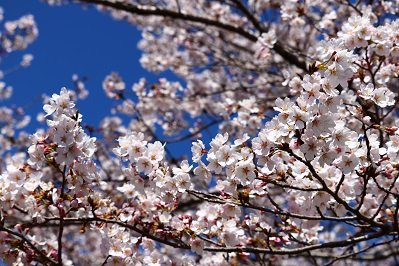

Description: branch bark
[22,216,397,256]
[74,0,308,71]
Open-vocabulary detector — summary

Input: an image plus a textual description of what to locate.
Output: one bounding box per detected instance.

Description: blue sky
[1,0,202,160]
[2,0,161,130]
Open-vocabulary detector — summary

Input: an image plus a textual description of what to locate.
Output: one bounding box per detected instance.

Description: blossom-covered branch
[2,0,399,265]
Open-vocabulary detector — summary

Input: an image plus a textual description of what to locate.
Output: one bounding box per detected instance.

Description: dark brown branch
[202,231,391,255]
[57,165,67,266]
[74,0,308,70]
[21,216,397,256]
[324,238,397,265]
[229,0,265,32]
[162,118,222,143]
[187,190,358,222]
[257,176,324,192]
[284,148,390,230]
[371,174,399,221]
[0,226,58,266]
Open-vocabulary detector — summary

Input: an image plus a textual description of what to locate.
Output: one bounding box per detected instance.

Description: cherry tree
[1,0,399,265]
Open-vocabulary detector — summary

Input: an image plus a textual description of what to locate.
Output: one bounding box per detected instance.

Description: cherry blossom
[2,1,399,265]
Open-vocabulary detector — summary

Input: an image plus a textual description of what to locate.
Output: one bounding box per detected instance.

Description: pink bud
[50,249,58,259]
[70,199,79,209]
[15,224,23,234]
[58,204,66,217]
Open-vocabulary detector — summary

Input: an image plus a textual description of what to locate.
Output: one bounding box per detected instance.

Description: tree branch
[21,216,397,256]
[0,226,58,266]
[74,0,308,70]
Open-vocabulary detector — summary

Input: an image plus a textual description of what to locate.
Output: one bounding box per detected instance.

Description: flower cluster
[1,88,100,265]
[1,13,38,54]
[0,10,37,161]
[3,1,399,265]
[103,72,125,100]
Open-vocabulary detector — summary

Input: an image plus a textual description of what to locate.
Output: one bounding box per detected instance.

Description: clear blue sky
[2,1,217,160]
[2,0,161,130]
